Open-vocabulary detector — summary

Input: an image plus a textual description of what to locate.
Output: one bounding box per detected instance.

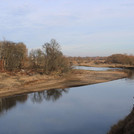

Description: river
[0,67,134,134]
[74,66,121,71]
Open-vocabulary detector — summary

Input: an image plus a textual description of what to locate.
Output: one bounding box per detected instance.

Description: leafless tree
[42,39,70,74]
[0,41,28,70]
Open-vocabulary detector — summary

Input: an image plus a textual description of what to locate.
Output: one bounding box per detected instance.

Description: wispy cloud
[0,0,134,56]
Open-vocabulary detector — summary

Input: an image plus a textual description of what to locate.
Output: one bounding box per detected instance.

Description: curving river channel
[0,67,134,134]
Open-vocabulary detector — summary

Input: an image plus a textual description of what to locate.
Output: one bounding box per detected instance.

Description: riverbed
[0,67,133,134]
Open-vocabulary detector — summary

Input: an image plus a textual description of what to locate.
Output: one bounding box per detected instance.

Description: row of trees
[68,54,134,66]
[0,39,71,74]
[68,56,107,65]
[106,54,134,65]
[0,41,27,70]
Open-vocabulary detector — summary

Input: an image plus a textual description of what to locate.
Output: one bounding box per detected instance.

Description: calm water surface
[0,67,134,134]
[74,66,121,71]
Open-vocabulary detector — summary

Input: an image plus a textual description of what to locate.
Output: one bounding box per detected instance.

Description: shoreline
[108,108,134,134]
[0,69,127,98]
[74,63,134,69]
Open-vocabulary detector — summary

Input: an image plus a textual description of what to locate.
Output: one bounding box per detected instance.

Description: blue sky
[0,0,134,56]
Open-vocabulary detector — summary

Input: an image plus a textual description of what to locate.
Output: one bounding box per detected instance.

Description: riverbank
[0,69,127,98]
[75,63,134,69]
[108,108,134,134]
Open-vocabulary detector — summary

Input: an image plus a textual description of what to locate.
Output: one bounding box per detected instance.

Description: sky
[0,0,134,56]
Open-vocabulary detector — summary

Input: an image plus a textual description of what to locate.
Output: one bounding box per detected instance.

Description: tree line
[106,54,134,65]
[0,39,71,74]
[68,54,134,66]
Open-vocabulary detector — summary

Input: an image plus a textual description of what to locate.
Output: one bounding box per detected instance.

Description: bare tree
[29,49,45,70]
[0,41,28,71]
[42,39,70,74]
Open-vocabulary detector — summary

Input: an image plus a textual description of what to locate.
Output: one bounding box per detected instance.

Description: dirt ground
[0,69,127,98]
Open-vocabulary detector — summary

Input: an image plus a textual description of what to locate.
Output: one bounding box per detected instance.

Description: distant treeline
[68,54,134,65]
[0,39,133,73]
[106,54,134,65]
[68,56,107,65]
[0,39,71,74]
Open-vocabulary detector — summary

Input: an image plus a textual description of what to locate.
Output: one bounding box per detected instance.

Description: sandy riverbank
[0,69,127,98]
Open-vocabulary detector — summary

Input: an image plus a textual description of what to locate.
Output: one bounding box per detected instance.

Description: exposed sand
[0,69,127,98]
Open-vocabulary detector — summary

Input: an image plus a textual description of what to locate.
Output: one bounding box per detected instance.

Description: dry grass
[0,69,127,98]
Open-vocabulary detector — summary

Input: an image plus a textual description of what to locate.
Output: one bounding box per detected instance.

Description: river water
[0,67,134,134]
[74,66,121,71]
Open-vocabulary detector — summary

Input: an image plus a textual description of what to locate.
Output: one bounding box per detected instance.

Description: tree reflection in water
[0,88,69,115]
[0,95,28,115]
[30,88,69,103]
[127,70,134,80]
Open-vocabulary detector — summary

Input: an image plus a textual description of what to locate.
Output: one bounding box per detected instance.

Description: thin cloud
[0,0,134,56]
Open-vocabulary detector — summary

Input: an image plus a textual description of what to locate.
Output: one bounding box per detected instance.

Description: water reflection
[0,66,134,134]
[74,66,112,71]
[124,70,134,85]
[30,88,69,103]
[126,70,134,79]
[0,88,69,115]
[0,95,27,115]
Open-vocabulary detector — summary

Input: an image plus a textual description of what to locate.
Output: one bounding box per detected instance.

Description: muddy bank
[0,69,127,98]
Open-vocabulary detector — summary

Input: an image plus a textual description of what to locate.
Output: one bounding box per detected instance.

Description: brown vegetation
[0,39,131,98]
[68,56,106,66]
[0,41,28,70]
[108,108,134,134]
[106,54,134,65]
[68,54,134,69]
[0,39,71,74]
[0,69,127,98]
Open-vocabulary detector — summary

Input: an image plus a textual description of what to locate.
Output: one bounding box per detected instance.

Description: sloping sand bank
[0,69,127,98]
